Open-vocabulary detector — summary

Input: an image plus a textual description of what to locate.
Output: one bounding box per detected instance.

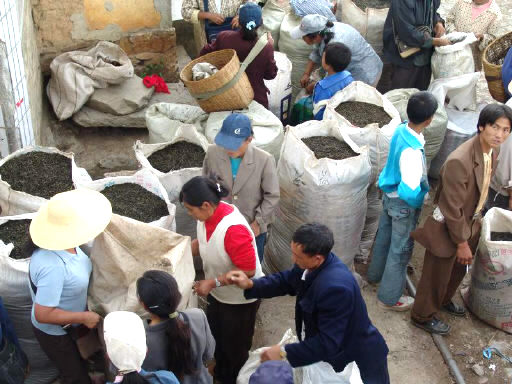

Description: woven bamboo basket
[180,49,254,113]
[483,31,512,103]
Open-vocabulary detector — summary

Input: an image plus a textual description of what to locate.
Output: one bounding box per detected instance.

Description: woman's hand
[193,280,215,297]
[475,33,484,40]
[300,73,311,88]
[208,13,225,25]
[267,32,275,47]
[306,81,316,95]
[231,15,240,28]
[82,311,101,329]
[434,22,446,38]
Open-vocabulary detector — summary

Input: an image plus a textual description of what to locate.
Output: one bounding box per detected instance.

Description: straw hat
[30,189,112,250]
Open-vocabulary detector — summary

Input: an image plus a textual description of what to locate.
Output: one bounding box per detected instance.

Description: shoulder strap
[29,251,67,295]
[194,34,269,101]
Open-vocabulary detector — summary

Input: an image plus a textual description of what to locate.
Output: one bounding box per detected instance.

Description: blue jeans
[367,195,421,306]
[255,233,267,263]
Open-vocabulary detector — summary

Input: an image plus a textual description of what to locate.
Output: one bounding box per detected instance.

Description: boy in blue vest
[367,91,438,311]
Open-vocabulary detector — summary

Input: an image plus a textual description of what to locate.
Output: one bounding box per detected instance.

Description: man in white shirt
[367,91,438,311]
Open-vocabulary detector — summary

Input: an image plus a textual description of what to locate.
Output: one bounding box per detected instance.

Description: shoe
[442,301,466,317]
[378,296,414,311]
[411,317,451,335]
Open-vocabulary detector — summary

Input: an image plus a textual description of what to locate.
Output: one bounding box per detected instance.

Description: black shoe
[411,317,451,335]
[442,301,466,317]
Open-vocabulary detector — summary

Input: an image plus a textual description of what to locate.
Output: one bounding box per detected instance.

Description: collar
[399,122,424,149]
[205,202,233,229]
[463,0,501,16]
[317,71,352,90]
[219,143,255,165]
[406,124,425,146]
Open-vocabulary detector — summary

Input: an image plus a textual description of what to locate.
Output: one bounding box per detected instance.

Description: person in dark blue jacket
[227,223,390,383]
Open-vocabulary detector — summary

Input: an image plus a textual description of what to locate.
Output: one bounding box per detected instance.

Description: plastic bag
[264,120,371,273]
[462,208,512,334]
[205,101,284,161]
[302,361,363,384]
[431,32,477,79]
[264,52,293,124]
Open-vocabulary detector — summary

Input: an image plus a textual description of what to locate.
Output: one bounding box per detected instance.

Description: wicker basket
[180,49,254,113]
[483,31,512,103]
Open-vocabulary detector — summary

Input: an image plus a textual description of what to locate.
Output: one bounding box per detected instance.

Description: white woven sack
[462,208,512,334]
[135,126,210,202]
[278,13,314,99]
[264,52,293,124]
[0,147,92,216]
[428,72,480,112]
[264,120,371,273]
[431,32,477,79]
[146,102,208,143]
[261,0,290,49]
[0,213,59,384]
[77,168,176,231]
[205,101,284,162]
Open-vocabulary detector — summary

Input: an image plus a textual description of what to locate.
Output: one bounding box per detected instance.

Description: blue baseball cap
[215,113,252,151]
[249,361,294,384]
[239,3,262,31]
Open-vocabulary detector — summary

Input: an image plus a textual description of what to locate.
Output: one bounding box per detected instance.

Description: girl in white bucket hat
[103,311,179,384]
[28,189,112,384]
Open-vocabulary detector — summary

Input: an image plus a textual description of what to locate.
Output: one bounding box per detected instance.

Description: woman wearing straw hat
[28,189,112,384]
[199,2,278,109]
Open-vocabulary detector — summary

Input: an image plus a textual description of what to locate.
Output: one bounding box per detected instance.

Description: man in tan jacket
[203,113,280,262]
[411,104,512,335]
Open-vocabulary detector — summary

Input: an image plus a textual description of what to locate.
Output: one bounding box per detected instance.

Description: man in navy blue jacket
[227,223,389,383]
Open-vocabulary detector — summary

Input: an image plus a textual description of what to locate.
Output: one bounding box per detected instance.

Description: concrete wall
[32,0,173,72]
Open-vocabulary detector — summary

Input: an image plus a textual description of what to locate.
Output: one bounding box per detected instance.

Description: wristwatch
[279,345,287,361]
[214,277,222,288]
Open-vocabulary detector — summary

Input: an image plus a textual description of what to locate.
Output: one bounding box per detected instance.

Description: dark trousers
[390,64,432,91]
[255,232,267,263]
[33,326,91,384]
[206,295,260,384]
[485,187,510,211]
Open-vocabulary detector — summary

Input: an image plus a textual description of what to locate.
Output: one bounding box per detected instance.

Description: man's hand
[433,38,452,47]
[300,73,311,88]
[475,33,484,41]
[226,270,254,289]
[82,311,101,329]
[250,221,261,237]
[208,13,225,25]
[231,15,240,28]
[193,279,215,297]
[456,242,473,265]
[260,344,282,362]
[191,239,199,257]
[434,22,445,38]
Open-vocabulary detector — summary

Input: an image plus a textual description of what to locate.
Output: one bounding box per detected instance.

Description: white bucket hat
[290,14,329,40]
[509,80,512,96]
[29,189,112,250]
[104,311,147,374]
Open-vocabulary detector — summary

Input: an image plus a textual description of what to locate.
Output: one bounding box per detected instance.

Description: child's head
[322,43,351,73]
[406,91,438,126]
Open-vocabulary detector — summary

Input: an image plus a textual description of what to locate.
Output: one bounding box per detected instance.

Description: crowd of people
[2,0,512,383]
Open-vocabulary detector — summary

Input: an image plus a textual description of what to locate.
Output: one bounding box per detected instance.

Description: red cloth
[143,74,170,94]
[200,30,278,108]
[205,202,256,271]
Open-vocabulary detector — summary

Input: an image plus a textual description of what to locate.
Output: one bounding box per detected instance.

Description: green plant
[140,59,165,78]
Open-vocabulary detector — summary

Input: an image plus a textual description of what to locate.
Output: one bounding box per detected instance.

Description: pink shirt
[472,0,493,20]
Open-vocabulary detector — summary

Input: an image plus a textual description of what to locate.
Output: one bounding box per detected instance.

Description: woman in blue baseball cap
[200,3,278,109]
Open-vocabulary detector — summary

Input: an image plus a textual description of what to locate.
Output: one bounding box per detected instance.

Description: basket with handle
[180,34,269,113]
[483,31,512,103]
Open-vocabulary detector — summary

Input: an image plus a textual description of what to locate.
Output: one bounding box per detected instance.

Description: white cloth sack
[427,72,480,112]
[264,120,371,273]
[88,214,196,317]
[264,52,293,123]
[0,214,60,384]
[192,62,219,81]
[462,208,512,334]
[134,126,209,202]
[431,32,477,79]
[384,88,448,167]
[205,101,284,161]
[322,82,400,262]
[47,41,134,120]
[338,0,389,56]
[0,147,92,216]
[278,13,314,99]
[261,0,290,49]
[76,168,176,231]
[146,102,209,143]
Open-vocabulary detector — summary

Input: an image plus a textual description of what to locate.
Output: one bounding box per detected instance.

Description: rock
[176,45,192,75]
[505,368,512,379]
[471,364,485,377]
[478,377,488,384]
[72,83,198,128]
[86,76,154,115]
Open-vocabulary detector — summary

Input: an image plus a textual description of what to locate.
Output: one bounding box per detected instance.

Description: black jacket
[383,0,444,68]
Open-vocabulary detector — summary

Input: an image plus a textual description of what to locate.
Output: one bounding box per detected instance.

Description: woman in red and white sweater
[180,175,263,384]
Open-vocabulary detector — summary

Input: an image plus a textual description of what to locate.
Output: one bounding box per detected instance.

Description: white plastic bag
[77,168,176,231]
[428,72,480,112]
[0,147,92,216]
[431,32,477,79]
[205,101,284,161]
[145,102,209,143]
[462,208,512,334]
[261,0,290,49]
[264,120,371,273]
[0,214,60,384]
[302,361,363,384]
[264,52,293,124]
